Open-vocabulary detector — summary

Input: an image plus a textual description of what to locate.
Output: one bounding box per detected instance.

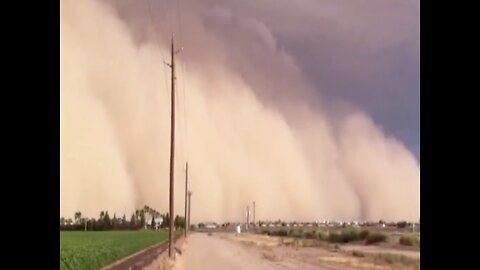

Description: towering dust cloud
[60,0,419,222]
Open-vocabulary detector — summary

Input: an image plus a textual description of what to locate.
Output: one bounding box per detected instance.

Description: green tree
[174,215,185,230]
[60,217,66,226]
[130,214,136,229]
[97,211,106,230]
[162,213,170,229]
[74,212,82,224]
[144,205,151,216]
[397,221,407,228]
[104,211,111,229]
[140,211,146,228]
[151,216,156,229]
[89,218,96,230]
[113,213,118,229]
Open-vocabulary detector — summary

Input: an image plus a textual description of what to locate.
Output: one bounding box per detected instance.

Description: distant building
[146,216,163,230]
[205,222,217,229]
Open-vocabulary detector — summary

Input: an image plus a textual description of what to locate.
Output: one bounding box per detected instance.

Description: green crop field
[60,231,169,270]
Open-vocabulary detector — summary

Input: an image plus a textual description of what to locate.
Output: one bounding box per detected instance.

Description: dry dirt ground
[147,232,419,270]
[340,244,419,259]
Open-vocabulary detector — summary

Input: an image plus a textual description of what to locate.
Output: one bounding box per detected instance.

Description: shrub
[373,253,419,269]
[343,230,360,242]
[304,231,316,239]
[399,235,420,246]
[327,230,365,243]
[270,230,288,237]
[317,231,326,240]
[291,230,303,238]
[365,232,387,244]
[328,232,343,243]
[359,230,370,240]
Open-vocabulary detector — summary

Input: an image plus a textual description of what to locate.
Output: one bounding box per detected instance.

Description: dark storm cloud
[191,0,420,159]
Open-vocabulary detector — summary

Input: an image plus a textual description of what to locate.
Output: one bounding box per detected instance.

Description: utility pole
[167,35,176,258]
[188,191,192,231]
[165,33,183,258]
[246,206,250,231]
[253,201,256,228]
[184,162,188,237]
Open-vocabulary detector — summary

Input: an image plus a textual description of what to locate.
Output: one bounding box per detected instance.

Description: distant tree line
[60,205,186,231]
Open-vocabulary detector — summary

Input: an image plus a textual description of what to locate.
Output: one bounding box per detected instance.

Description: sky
[60,0,420,222]
[198,0,420,160]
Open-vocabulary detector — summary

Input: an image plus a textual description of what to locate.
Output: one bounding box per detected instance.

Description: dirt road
[174,233,291,270]
[174,233,340,270]
[171,233,419,270]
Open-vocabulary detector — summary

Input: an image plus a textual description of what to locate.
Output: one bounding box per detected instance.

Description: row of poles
[144,0,190,259]
[184,162,192,239]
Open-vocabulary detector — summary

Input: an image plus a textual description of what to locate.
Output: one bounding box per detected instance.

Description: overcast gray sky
[208,0,420,160]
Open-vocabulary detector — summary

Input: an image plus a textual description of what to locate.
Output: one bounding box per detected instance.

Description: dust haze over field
[60,0,419,222]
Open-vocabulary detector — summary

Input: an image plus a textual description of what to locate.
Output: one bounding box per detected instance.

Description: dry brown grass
[227,232,419,270]
[371,253,420,270]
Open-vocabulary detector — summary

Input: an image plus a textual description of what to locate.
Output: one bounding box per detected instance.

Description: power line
[175,0,189,163]
[163,0,174,38]
[145,0,171,100]
[175,0,184,48]
[145,1,180,258]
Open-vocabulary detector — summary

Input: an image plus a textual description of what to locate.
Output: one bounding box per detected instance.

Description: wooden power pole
[167,36,176,258]
[246,206,250,230]
[188,191,192,231]
[184,162,188,237]
[253,201,256,228]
